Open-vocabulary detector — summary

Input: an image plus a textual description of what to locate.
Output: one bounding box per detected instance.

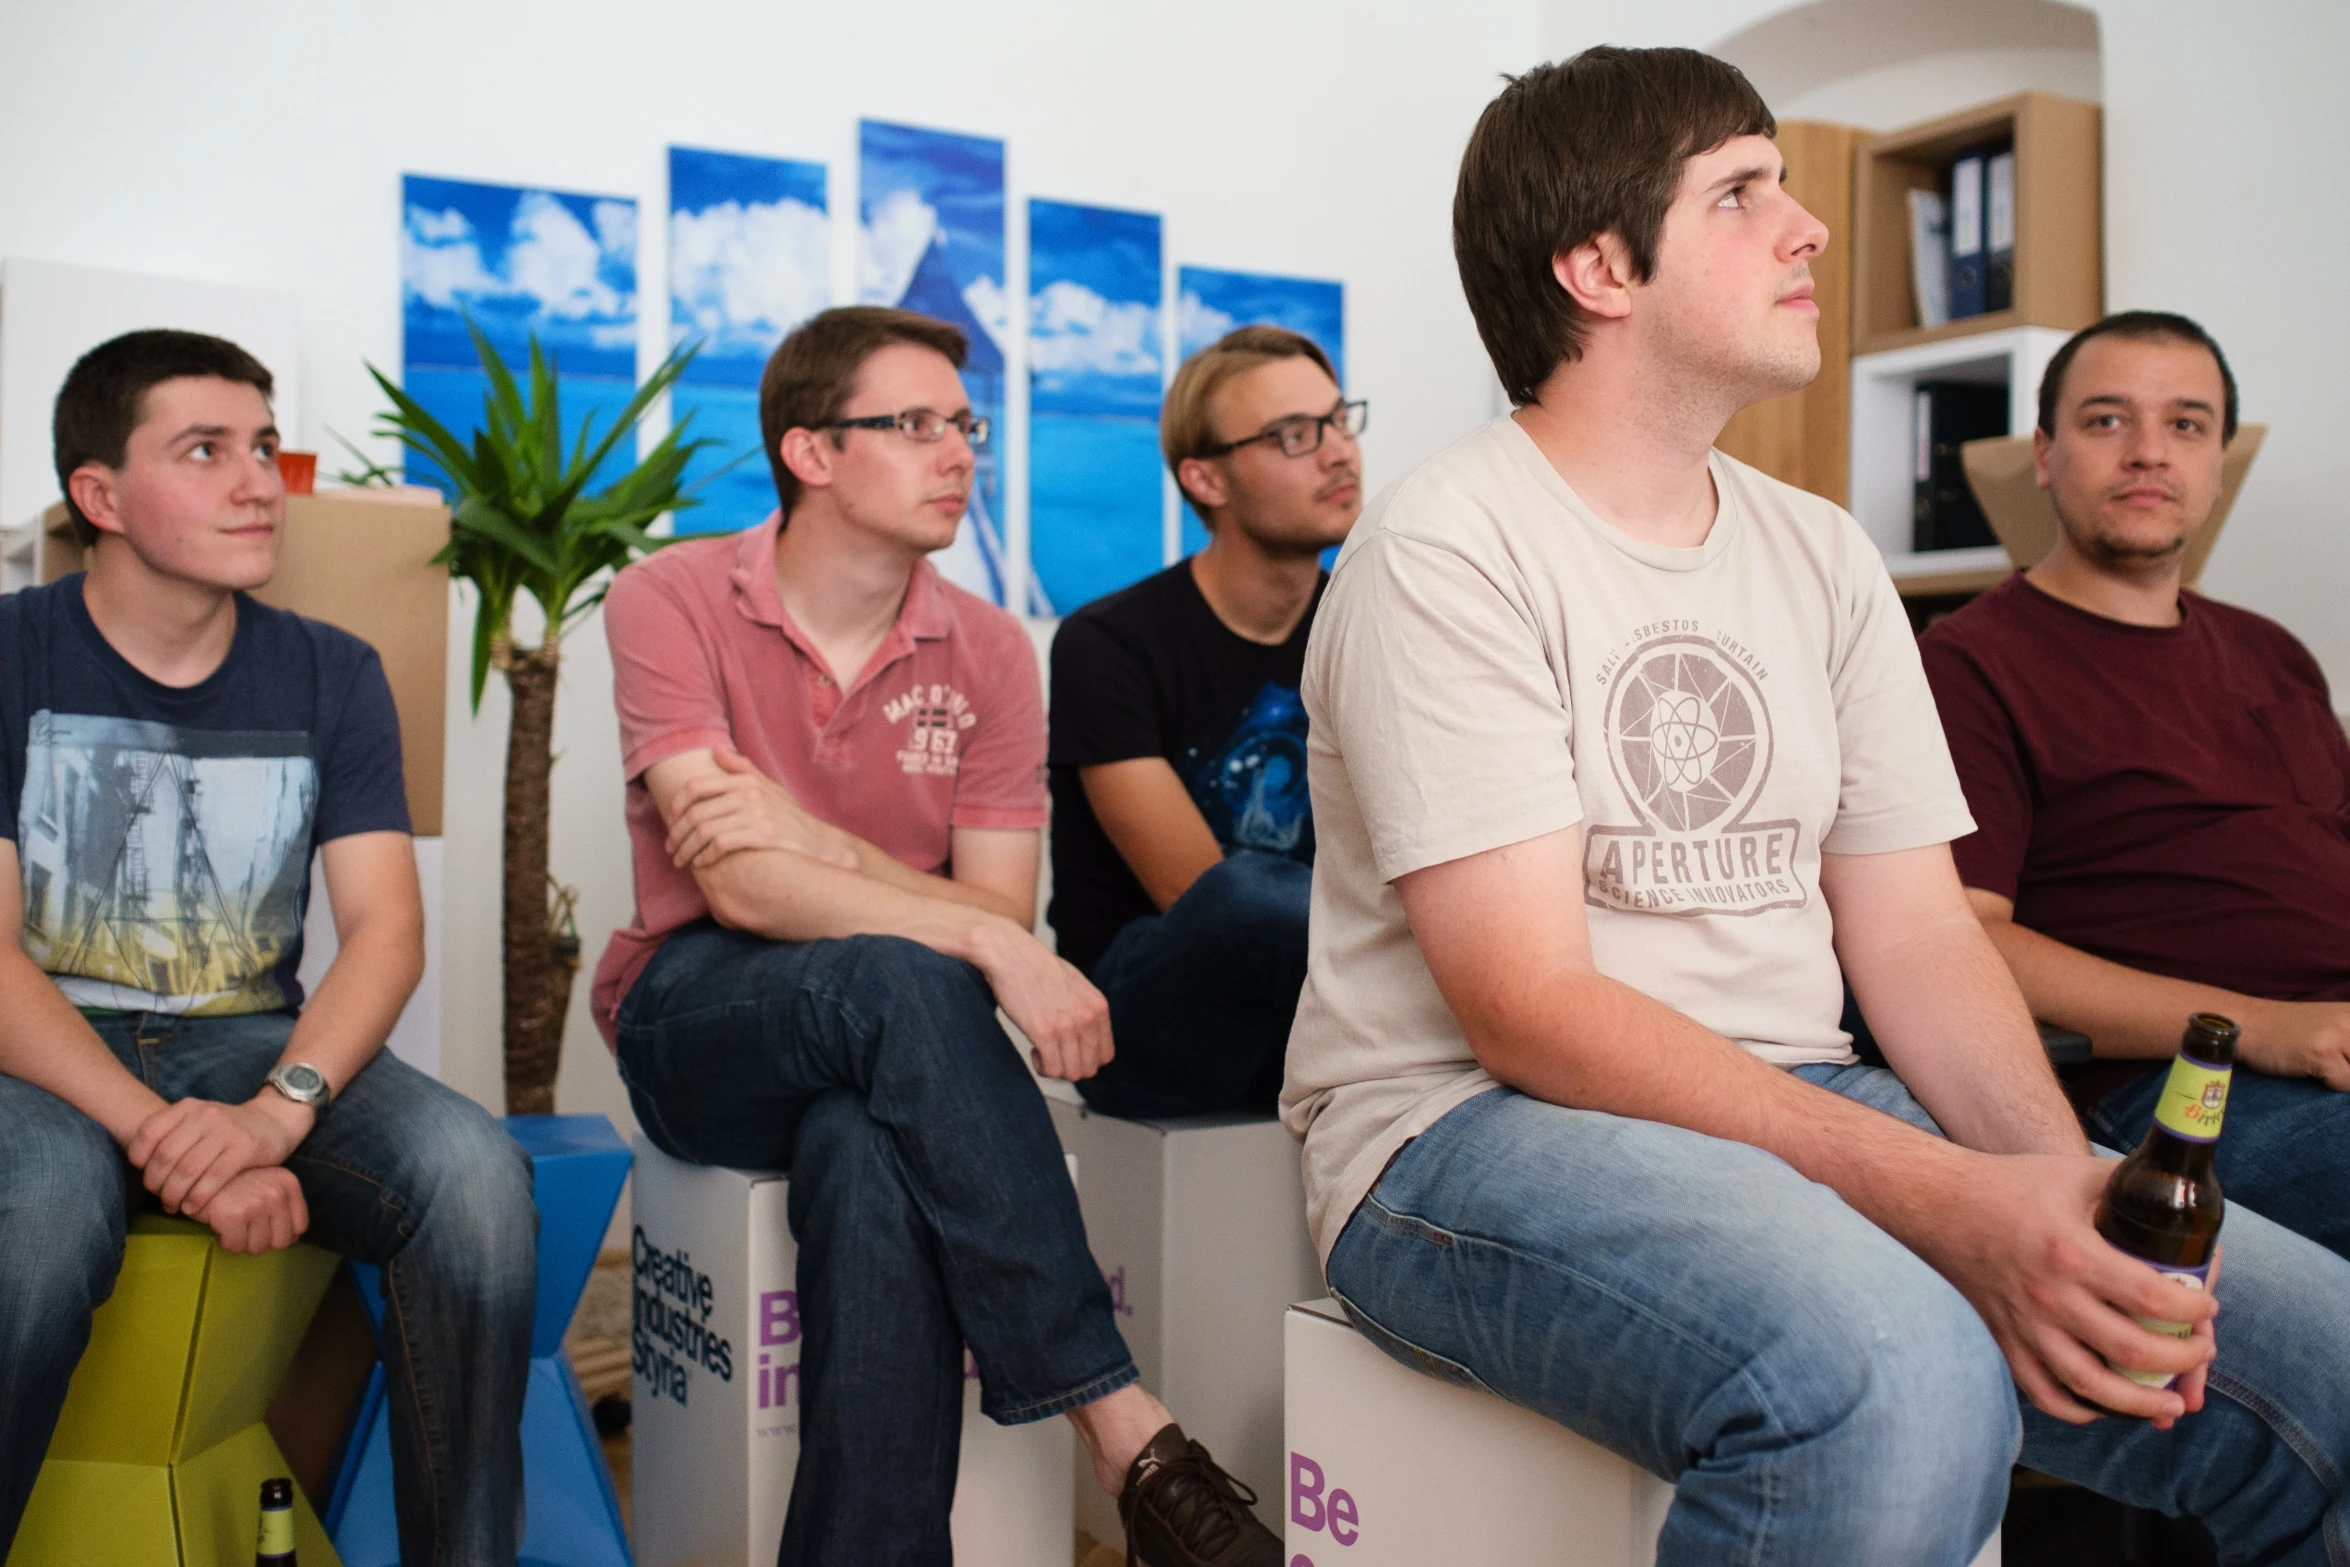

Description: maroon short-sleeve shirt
[590,513,1047,1043]
[1919,576,2350,1007]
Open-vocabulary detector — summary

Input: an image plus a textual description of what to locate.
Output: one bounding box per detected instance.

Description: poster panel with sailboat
[401,174,639,494]
[1174,266,1344,556]
[1027,199,1164,616]
[668,146,831,535]
[858,120,1015,606]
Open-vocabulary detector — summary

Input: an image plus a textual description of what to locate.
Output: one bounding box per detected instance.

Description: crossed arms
[0,831,423,1254]
[1395,826,2220,1427]
[647,745,1112,1078]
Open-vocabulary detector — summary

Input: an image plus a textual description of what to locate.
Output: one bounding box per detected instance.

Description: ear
[1551,233,1636,324]
[1175,456,1228,515]
[779,427,838,494]
[66,464,129,540]
[2031,426,2053,490]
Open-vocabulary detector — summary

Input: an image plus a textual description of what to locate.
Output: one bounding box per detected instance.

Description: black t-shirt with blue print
[1047,559,1320,975]
[0,575,409,1016]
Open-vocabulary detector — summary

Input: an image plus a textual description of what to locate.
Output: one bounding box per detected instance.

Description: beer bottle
[255,1476,297,1566]
[2092,1012,2236,1388]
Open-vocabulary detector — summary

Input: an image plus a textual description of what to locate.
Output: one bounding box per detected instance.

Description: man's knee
[370,1085,537,1279]
[1176,852,1310,948]
[0,1120,124,1354]
[830,936,996,1027]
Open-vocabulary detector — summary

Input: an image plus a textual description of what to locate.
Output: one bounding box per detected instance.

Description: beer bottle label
[2120,1262,2208,1388]
[2152,1056,2231,1143]
[258,1503,295,1556]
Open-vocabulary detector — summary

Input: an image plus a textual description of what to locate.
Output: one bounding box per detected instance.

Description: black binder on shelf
[1986,145,2017,314]
[1947,145,1991,319]
[1912,381,2009,552]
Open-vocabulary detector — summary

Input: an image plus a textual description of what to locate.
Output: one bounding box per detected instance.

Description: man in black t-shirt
[1049,327,1363,1117]
[0,332,534,1563]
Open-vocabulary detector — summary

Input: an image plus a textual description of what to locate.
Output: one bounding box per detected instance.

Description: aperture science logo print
[1584,633,1804,916]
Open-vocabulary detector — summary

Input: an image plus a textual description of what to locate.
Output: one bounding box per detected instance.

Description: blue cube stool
[324,1113,633,1567]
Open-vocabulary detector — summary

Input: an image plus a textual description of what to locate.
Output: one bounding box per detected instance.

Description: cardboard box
[1961,424,2265,587]
[1046,1089,1321,1544]
[628,1136,1074,1567]
[42,488,450,834]
[1283,1300,1998,1567]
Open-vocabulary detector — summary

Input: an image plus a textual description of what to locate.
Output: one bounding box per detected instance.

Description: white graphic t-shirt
[1281,416,1975,1263]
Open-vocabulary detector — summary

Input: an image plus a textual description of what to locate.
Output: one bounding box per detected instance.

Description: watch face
[280,1064,325,1097]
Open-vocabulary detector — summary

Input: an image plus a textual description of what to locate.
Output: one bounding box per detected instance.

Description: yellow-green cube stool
[7,1213,344,1567]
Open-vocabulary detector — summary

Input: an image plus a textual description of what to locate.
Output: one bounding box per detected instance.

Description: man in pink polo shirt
[593,306,1279,1567]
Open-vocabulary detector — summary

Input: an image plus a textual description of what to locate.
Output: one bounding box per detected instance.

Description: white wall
[1545,0,2350,696]
[0,0,1539,1118]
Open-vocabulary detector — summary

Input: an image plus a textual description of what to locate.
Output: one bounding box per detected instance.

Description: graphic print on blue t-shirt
[17,711,317,1015]
[1185,681,1312,856]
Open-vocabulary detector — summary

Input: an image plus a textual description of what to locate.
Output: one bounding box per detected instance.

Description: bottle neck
[2139,1048,2232,1163]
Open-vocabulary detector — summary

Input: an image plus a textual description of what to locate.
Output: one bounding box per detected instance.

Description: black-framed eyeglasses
[1199,399,1368,460]
[821,408,992,449]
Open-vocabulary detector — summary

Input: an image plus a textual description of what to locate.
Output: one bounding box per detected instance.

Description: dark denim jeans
[0,1011,537,1566]
[1329,1068,2350,1566]
[1078,850,1310,1120]
[613,923,1139,1567]
[2084,1062,2350,1261]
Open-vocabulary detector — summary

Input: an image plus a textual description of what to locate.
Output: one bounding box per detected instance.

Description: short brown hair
[758,306,968,521]
[53,329,276,547]
[1455,47,1775,405]
[2038,311,2239,445]
[1160,325,1338,509]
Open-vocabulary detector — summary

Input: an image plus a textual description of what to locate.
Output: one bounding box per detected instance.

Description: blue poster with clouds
[1174,267,1345,555]
[668,146,831,536]
[1028,200,1164,617]
[400,174,639,493]
[858,120,1013,606]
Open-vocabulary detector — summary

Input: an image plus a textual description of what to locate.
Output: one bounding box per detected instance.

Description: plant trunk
[501,644,575,1116]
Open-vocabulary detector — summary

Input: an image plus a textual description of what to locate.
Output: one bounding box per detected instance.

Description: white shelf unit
[1849,324,2072,577]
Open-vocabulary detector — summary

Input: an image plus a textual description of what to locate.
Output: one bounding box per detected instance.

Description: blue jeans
[613,923,1140,1567]
[1079,850,1310,1119]
[1326,1066,2350,1567]
[2085,1063,2350,1262]
[0,1011,537,1566]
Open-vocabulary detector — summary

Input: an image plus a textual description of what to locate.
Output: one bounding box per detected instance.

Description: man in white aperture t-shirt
[1283,45,2350,1565]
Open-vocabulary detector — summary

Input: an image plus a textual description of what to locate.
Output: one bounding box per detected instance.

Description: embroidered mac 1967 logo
[883,682,978,777]
[1583,634,1804,917]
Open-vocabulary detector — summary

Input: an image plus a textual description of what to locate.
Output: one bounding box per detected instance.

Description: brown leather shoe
[1117,1422,1283,1567]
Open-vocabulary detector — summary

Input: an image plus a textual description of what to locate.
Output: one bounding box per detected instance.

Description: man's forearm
[0,948,166,1144]
[1471,966,2001,1254]
[280,916,424,1097]
[700,846,1011,961]
[1846,910,2087,1157]
[1982,915,2266,1061]
[832,833,1026,925]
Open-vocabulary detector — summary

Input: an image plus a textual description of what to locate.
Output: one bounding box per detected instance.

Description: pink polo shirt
[590,512,1047,1044]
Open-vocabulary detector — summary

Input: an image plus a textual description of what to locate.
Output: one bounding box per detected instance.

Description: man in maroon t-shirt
[1921,312,2350,1259]
[595,307,1280,1567]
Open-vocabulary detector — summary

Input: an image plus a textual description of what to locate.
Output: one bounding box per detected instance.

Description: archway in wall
[1712,0,2100,129]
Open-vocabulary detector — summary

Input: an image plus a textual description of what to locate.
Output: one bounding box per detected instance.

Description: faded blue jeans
[1325,1067,2350,1567]
[614,923,1140,1567]
[1080,850,1310,1119]
[0,1011,538,1566]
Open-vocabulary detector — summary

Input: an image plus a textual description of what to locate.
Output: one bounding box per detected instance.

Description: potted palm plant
[363,325,710,1114]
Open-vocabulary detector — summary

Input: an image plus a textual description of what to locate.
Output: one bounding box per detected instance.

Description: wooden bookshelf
[1851,92,2102,358]
[1717,120,1868,506]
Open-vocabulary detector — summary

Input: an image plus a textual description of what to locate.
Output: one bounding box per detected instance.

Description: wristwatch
[264,1061,332,1111]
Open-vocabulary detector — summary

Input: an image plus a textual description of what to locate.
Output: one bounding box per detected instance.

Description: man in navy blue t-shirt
[0,331,535,1563]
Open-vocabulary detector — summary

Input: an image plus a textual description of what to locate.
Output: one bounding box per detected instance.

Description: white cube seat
[1284,1299,2000,1567]
[1046,1087,1322,1545]
[627,1135,1073,1567]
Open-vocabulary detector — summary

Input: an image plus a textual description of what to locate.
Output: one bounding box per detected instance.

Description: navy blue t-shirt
[0,576,409,1016]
